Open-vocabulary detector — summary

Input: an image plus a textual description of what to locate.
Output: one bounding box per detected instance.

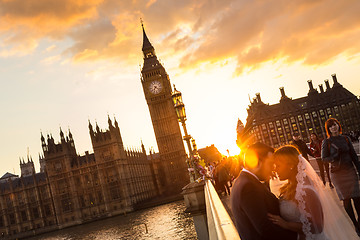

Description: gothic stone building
[0,117,158,239]
[0,170,56,238]
[140,24,189,193]
[246,74,360,148]
[0,24,191,239]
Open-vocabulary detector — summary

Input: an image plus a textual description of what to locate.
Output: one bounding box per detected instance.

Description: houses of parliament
[0,25,189,239]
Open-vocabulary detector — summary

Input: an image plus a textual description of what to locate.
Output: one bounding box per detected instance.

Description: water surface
[27,201,197,240]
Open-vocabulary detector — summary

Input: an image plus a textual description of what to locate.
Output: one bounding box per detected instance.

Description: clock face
[149,80,163,94]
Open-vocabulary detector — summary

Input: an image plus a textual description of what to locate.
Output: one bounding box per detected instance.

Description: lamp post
[173,87,209,240]
[172,85,199,182]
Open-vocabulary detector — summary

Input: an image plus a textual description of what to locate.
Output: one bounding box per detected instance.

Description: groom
[230,142,297,240]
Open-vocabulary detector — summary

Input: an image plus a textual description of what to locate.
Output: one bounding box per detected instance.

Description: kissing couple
[230,142,359,240]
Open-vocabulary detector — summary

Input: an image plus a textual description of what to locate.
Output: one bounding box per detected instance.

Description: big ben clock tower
[140,23,189,193]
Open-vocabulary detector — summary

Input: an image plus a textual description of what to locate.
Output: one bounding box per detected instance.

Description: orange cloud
[179,0,360,74]
[0,0,360,74]
[0,0,102,54]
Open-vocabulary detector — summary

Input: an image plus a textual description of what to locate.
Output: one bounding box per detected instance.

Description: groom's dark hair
[244,142,274,168]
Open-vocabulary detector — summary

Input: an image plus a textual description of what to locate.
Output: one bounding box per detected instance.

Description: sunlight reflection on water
[26,201,197,240]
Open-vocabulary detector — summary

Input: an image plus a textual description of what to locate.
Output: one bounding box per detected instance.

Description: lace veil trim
[295,155,315,240]
[294,155,359,240]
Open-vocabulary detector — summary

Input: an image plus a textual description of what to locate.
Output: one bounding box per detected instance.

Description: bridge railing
[204,180,240,240]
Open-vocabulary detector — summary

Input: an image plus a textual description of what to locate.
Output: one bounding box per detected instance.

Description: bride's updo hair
[274,145,300,166]
[274,145,301,201]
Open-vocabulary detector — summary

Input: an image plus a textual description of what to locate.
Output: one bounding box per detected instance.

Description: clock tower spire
[140,22,189,193]
[141,21,155,57]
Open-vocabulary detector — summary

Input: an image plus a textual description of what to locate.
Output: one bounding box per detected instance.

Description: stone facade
[0,117,158,239]
[0,25,191,239]
[0,172,57,238]
[244,74,360,148]
[140,24,189,193]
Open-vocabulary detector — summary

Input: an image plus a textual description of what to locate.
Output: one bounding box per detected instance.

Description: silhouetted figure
[214,161,230,195]
[292,132,312,161]
[309,133,333,188]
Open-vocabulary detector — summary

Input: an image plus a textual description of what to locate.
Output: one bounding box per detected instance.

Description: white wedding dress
[272,156,359,240]
[279,193,328,240]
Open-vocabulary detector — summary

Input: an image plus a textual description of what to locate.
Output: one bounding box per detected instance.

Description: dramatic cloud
[180,0,360,74]
[0,0,102,55]
[1,0,360,73]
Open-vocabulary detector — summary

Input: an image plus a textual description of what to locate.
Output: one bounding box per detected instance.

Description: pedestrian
[309,132,333,188]
[292,132,312,161]
[322,118,360,234]
[214,161,231,196]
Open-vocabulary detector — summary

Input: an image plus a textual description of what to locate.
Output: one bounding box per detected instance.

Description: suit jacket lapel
[241,171,265,189]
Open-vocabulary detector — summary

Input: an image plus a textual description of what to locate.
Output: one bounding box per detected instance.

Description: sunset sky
[1,0,360,175]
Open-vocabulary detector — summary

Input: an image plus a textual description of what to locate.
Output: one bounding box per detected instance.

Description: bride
[268,145,359,240]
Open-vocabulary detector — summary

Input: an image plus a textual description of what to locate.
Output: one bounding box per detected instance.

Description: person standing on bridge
[309,132,333,188]
[292,132,312,161]
[322,118,360,235]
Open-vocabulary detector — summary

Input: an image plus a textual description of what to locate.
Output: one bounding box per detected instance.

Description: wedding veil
[295,155,359,240]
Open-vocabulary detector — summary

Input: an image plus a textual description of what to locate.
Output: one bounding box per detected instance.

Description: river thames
[26,201,197,240]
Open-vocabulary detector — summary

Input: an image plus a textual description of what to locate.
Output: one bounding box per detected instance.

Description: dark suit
[293,139,312,161]
[230,171,297,240]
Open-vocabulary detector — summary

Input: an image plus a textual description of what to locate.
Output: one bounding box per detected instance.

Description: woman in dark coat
[309,132,333,188]
[322,118,360,233]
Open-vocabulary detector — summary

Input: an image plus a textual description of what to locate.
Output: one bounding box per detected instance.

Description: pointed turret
[141,21,157,61]
[114,117,119,128]
[60,127,65,142]
[88,120,94,134]
[68,128,73,139]
[236,118,245,134]
[20,155,35,177]
[41,132,47,152]
[142,21,155,54]
[108,114,112,128]
[255,93,263,103]
[96,122,100,133]
[140,21,164,74]
[41,132,45,142]
[67,127,75,148]
[141,140,146,154]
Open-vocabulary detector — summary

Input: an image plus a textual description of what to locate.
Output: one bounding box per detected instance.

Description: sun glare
[216,141,241,157]
[244,150,258,169]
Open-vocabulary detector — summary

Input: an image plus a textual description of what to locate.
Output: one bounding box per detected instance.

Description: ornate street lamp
[191,138,197,155]
[172,85,199,182]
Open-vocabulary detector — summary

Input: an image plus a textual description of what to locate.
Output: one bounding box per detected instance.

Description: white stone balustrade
[205,180,240,240]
